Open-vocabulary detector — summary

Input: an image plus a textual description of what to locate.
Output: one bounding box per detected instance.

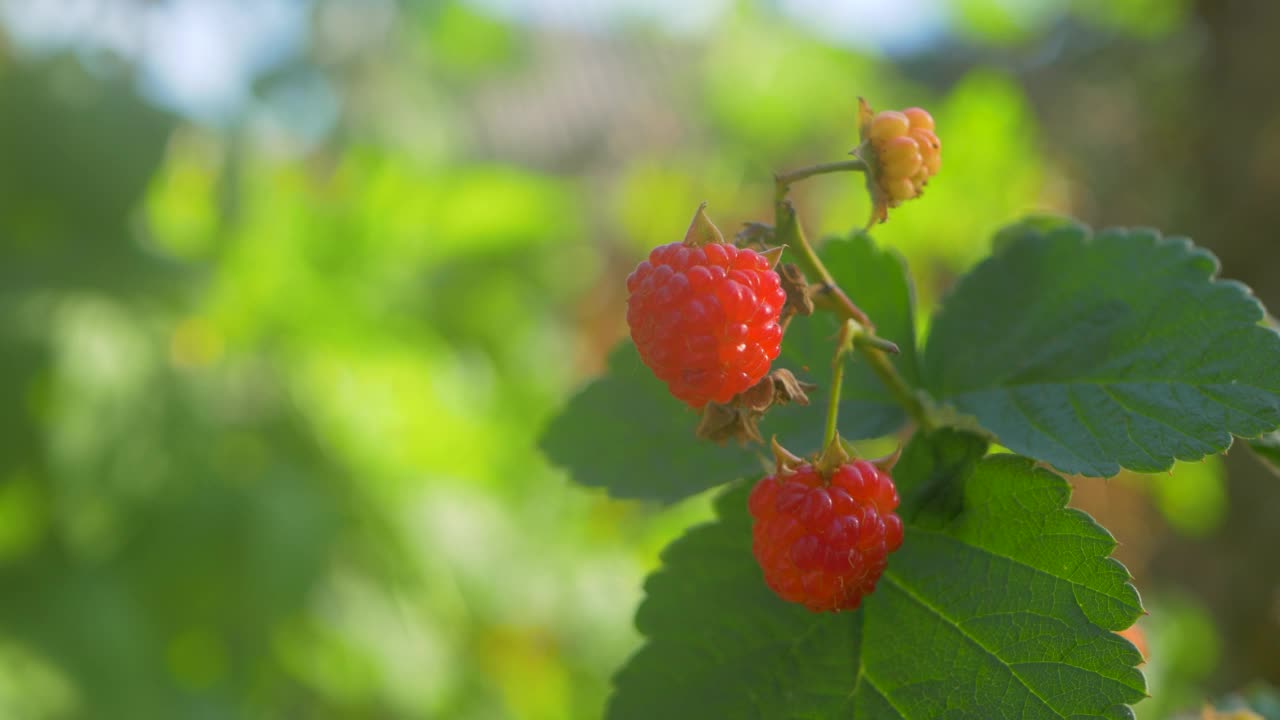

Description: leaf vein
[905,526,1138,618]
[1006,388,1106,475]
[881,572,1067,719]
[1098,385,1219,454]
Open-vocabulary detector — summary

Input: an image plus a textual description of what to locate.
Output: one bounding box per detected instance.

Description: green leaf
[609,430,1146,719]
[539,233,917,503]
[923,223,1280,477]
[1248,431,1280,477]
[539,343,767,503]
[990,214,1087,254]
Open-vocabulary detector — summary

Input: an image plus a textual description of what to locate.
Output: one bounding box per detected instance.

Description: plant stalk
[823,321,854,451]
[774,160,932,431]
[858,337,932,431]
[773,201,872,329]
[774,159,868,203]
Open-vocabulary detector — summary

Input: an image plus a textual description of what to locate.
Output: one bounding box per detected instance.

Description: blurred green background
[1,0,1279,717]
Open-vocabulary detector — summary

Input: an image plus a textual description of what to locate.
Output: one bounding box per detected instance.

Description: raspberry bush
[540,98,1280,718]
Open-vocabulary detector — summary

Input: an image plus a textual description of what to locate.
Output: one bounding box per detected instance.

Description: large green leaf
[540,233,917,503]
[923,222,1280,477]
[609,430,1146,718]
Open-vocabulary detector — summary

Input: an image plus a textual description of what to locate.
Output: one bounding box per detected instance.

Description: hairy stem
[774,159,868,203]
[773,201,873,329]
[773,164,932,431]
[857,335,932,431]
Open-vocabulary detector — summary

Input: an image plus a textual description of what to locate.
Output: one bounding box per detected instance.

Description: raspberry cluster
[748,460,903,612]
[626,242,786,409]
[866,107,941,207]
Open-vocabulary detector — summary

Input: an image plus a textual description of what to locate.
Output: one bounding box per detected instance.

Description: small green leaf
[609,430,1146,718]
[923,223,1280,477]
[539,233,917,503]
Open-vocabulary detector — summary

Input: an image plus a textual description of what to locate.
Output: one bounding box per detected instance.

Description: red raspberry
[748,460,903,612]
[626,242,786,408]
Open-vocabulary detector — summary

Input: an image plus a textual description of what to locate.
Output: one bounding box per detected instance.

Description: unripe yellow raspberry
[878,136,923,179]
[924,152,941,176]
[855,98,941,225]
[909,128,940,154]
[868,111,910,143]
[885,177,916,203]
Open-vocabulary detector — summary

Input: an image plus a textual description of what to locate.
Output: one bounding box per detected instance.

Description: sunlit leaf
[923,222,1280,477]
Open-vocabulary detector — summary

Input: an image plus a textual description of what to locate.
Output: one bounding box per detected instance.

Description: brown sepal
[695,401,755,444]
[852,97,891,227]
[856,96,876,142]
[778,263,814,324]
[764,368,816,407]
[854,145,891,228]
[770,435,805,476]
[735,222,774,249]
[694,369,817,446]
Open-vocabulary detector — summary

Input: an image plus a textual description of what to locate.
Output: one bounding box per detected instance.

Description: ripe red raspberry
[626,242,786,408]
[748,460,903,612]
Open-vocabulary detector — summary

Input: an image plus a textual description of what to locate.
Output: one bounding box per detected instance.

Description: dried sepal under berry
[626,222,786,409]
[748,460,903,612]
[694,369,816,445]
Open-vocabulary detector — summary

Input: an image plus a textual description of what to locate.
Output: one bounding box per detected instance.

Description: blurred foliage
[0,0,1277,717]
[1203,684,1280,720]
[1142,594,1224,719]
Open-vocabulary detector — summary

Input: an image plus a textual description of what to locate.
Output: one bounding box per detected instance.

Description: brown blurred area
[1043,0,1280,689]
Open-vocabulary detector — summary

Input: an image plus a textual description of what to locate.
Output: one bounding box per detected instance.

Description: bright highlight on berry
[626,206,786,409]
[748,460,903,612]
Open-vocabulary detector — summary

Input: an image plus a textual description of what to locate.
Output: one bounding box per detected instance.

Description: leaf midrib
[879,572,1067,719]
[901,526,1141,629]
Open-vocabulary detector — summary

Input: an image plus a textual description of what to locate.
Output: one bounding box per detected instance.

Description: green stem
[823,322,853,451]
[773,165,931,432]
[773,201,873,329]
[859,339,933,431]
[774,159,868,202]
